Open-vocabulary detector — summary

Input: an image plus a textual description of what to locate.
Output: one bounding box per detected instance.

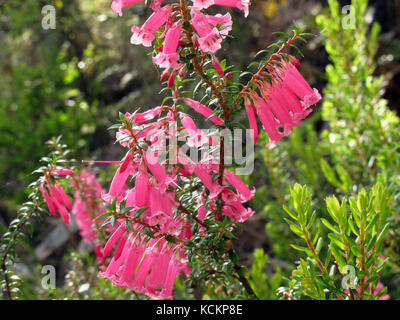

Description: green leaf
[182,21,191,30]
[143,226,154,238]
[289,223,304,238]
[107,123,122,130]
[165,235,177,244]
[134,206,149,219]
[318,277,346,297]
[119,206,135,215]
[321,159,341,189]
[290,244,313,257]
[125,219,134,232]
[283,205,297,220]
[95,212,112,220]
[254,49,269,58]
[102,216,115,228]
[330,242,346,273]
[239,71,253,79]
[321,218,339,234]
[184,240,195,247]
[375,223,390,252]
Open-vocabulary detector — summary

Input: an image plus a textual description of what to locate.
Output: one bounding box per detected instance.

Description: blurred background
[0,0,399,299]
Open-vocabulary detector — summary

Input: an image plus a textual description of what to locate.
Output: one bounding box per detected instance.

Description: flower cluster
[101,0,319,300]
[98,92,256,298]
[100,233,188,299]
[71,169,107,243]
[111,0,237,84]
[244,56,321,145]
[40,169,75,225]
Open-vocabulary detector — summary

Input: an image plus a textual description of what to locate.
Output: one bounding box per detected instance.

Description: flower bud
[167,73,176,88]
[212,57,224,77]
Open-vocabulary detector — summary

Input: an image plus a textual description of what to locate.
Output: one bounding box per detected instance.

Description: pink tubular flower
[144,151,168,185]
[184,98,223,125]
[113,234,128,261]
[244,101,259,144]
[99,254,125,280]
[213,0,251,17]
[224,202,254,222]
[119,151,133,173]
[134,161,150,207]
[48,185,71,224]
[40,188,57,217]
[55,182,72,210]
[103,224,126,257]
[261,88,296,136]
[119,242,143,286]
[131,6,170,47]
[40,170,75,225]
[53,197,71,225]
[148,186,172,226]
[197,28,222,54]
[132,106,164,123]
[251,93,284,144]
[206,13,233,36]
[221,189,254,222]
[160,259,180,298]
[223,169,255,202]
[111,0,144,16]
[191,12,222,53]
[191,0,215,10]
[194,164,223,199]
[50,169,75,176]
[131,246,158,290]
[145,250,172,296]
[281,62,322,108]
[180,113,215,147]
[107,165,132,199]
[153,24,182,70]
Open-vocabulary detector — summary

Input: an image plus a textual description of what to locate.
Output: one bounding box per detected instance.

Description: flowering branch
[88,0,322,300]
[0,137,75,299]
